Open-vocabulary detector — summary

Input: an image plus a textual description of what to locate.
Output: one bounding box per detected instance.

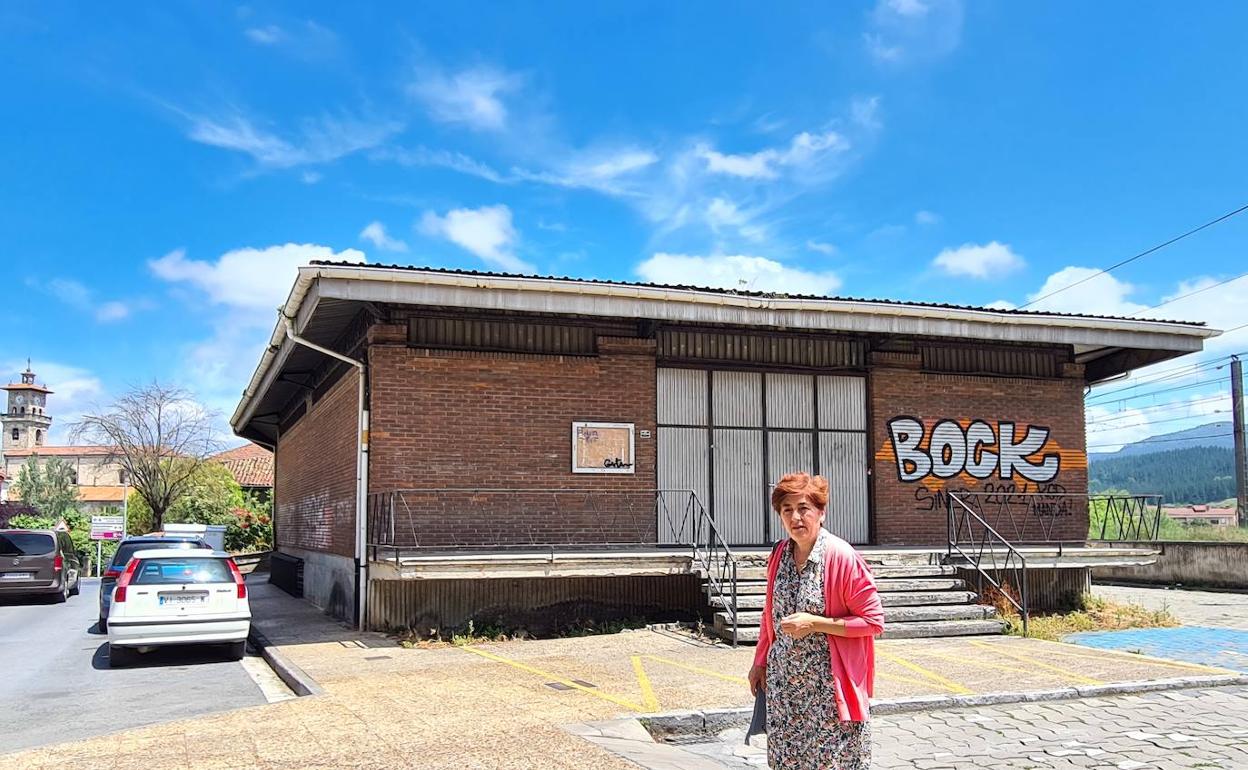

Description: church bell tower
[2,362,54,451]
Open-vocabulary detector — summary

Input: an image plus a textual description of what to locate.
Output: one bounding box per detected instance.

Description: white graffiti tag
[887,417,1060,484]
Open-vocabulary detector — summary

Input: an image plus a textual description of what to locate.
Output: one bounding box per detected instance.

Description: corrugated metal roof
[309,260,1207,327]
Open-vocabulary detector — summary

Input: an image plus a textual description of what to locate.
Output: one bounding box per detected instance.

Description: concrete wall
[1093,541,1248,590]
[367,574,703,635]
[281,545,356,621]
[870,353,1089,546]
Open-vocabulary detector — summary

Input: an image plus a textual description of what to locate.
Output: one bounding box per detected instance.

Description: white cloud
[806,240,838,256]
[985,299,1018,311]
[418,204,532,273]
[697,130,850,180]
[186,111,400,169]
[245,25,283,44]
[95,301,131,322]
[1023,267,1144,316]
[932,241,1025,279]
[866,0,964,64]
[300,170,322,184]
[359,221,408,253]
[636,253,842,296]
[915,209,941,225]
[409,65,521,132]
[44,278,135,323]
[378,145,508,184]
[149,243,366,322]
[513,146,659,194]
[705,198,767,242]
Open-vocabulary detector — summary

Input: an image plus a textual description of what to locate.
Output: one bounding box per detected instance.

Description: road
[0,577,276,754]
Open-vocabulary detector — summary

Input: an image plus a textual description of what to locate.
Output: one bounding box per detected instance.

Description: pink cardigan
[751,534,885,722]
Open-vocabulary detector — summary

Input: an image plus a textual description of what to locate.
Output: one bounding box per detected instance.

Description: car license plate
[159,592,208,606]
[1,572,30,580]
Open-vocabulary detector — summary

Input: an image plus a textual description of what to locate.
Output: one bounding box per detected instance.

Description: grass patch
[1001,592,1179,642]
[394,616,650,648]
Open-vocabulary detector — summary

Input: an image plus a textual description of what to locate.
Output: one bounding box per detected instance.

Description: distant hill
[1089,445,1236,504]
[1090,420,1235,459]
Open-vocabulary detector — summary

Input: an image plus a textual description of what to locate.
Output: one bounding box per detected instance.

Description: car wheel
[227,640,247,661]
[54,581,69,603]
[69,575,80,596]
[108,644,134,668]
[97,616,108,633]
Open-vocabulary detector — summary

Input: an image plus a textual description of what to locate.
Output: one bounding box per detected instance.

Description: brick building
[232,263,1215,630]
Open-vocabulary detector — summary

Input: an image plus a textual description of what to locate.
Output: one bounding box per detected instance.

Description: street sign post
[90,515,125,541]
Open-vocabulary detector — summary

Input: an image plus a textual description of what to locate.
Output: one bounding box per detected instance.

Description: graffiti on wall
[875,416,1088,517]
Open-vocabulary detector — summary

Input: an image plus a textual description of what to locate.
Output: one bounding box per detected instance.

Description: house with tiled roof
[211,443,274,496]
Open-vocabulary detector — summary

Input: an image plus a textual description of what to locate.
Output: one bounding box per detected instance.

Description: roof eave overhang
[231,265,1219,436]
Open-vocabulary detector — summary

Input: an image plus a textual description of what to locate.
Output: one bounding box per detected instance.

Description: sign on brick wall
[572,422,635,474]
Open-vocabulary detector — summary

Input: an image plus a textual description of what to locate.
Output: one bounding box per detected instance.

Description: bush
[126,464,271,553]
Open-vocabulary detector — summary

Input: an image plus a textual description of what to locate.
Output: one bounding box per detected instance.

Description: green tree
[11,457,80,521]
[127,462,243,530]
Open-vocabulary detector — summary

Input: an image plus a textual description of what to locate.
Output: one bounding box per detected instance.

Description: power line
[1087,411,1228,433]
[1088,353,1239,399]
[1020,203,1248,309]
[1083,394,1228,424]
[1129,270,1248,317]
[1086,375,1232,405]
[1086,394,1230,423]
[1087,431,1232,451]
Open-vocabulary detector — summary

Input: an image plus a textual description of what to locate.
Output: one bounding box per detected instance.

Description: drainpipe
[283,316,370,632]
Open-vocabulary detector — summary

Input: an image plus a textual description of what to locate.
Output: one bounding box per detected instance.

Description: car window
[110,540,207,568]
[0,533,55,556]
[131,558,233,585]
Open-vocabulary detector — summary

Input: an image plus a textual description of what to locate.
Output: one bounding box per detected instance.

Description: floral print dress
[765,529,872,769]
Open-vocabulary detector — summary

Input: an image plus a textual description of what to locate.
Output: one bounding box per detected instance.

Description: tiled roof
[3,445,114,458]
[77,486,127,503]
[308,261,1208,327]
[212,443,273,488]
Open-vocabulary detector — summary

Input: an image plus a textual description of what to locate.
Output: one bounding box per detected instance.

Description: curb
[248,627,325,698]
[641,673,1248,738]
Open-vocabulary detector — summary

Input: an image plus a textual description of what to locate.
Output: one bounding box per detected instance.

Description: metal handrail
[948,492,1029,636]
[363,487,741,644]
[948,491,1164,546]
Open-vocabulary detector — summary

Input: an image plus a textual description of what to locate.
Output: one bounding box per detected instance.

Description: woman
[747,472,885,769]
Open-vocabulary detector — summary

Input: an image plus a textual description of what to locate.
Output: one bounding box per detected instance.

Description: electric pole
[1233,355,1247,527]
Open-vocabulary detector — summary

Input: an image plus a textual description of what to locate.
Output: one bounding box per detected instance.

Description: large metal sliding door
[657,368,868,545]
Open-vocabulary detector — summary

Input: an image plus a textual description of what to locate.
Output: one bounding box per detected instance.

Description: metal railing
[364,488,740,643]
[947,492,1029,636]
[946,491,1164,553]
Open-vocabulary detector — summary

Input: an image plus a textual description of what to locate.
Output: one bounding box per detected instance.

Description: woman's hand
[748,664,766,696]
[780,612,822,639]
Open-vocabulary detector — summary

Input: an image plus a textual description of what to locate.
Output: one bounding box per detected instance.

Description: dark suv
[98,535,210,630]
[0,529,83,602]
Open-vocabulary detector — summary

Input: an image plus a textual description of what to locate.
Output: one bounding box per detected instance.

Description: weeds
[1001,592,1178,641]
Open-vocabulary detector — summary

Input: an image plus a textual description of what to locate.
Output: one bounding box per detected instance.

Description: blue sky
[2,1,1245,450]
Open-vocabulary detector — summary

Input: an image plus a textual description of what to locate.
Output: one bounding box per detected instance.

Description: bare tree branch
[71,382,222,531]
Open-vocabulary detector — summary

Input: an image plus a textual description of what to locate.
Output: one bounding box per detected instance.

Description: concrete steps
[703,561,1006,644]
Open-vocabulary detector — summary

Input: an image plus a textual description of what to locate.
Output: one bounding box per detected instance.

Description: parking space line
[639,655,749,686]
[896,649,1069,681]
[460,645,649,712]
[877,651,973,694]
[877,670,953,689]
[631,656,662,711]
[968,640,1103,686]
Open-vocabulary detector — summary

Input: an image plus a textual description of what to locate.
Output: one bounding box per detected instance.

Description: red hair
[770,472,829,512]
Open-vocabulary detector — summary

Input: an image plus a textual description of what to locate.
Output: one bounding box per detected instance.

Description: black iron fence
[947,492,1029,635]
[947,491,1164,548]
[365,487,740,644]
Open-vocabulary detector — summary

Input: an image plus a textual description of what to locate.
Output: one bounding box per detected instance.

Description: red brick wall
[274,369,359,558]
[870,356,1088,545]
[368,335,657,546]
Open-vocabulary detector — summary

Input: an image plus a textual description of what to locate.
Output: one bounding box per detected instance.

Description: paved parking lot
[0,577,287,754]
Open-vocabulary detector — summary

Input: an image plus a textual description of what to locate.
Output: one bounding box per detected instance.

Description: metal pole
[1232,356,1247,527]
[96,540,102,578]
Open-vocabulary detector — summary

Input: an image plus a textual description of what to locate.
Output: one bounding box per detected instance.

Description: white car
[106,549,251,667]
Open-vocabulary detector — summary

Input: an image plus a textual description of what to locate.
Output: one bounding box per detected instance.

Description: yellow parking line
[968,640,1103,686]
[640,655,749,685]
[460,645,649,712]
[877,651,972,694]
[631,656,661,711]
[898,649,1070,681]
[878,670,954,690]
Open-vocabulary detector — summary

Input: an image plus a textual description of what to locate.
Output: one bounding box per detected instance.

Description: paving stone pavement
[1093,584,1248,631]
[676,685,1248,769]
